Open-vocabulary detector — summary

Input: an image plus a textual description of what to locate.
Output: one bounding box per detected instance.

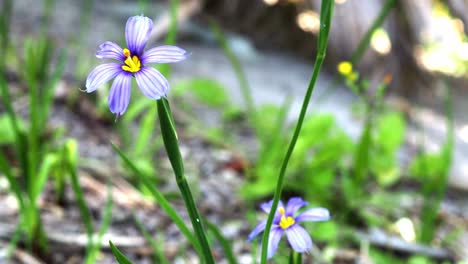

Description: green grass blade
[210,21,256,120]
[5,218,23,260]
[0,75,29,180]
[41,0,55,34]
[419,80,454,243]
[32,154,57,202]
[0,152,25,210]
[134,105,157,157]
[350,0,397,64]
[352,113,372,192]
[157,98,214,263]
[109,241,134,264]
[257,96,292,165]
[41,50,67,129]
[259,0,334,262]
[0,0,13,69]
[67,140,94,239]
[158,0,180,77]
[134,214,170,264]
[205,220,238,264]
[85,183,113,264]
[0,74,22,144]
[111,143,202,256]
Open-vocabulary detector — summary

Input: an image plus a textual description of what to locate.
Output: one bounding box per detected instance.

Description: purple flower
[248,197,330,259]
[85,15,190,117]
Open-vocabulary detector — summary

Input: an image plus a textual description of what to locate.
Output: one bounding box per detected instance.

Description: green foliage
[409,153,446,180]
[369,247,405,264]
[242,112,353,204]
[0,114,24,145]
[308,220,338,242]
[370,112,406,186]
[173,78,230,108]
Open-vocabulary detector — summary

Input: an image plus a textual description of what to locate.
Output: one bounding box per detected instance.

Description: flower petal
[285,225,312,253]
[108,72,132,116]
[141,45,190,64]
[267,227,283,259]
[295,207,330,223]
[95,41,125,61]
[260,200,284,214]
[247,220,266,242]
[134,66,169,99]
[260,200,285,223]
[286,197,309,217]
[125,15,153,56]
[85,63,122,93]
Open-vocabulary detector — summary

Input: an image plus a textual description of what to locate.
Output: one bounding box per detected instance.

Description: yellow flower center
[121,48,141,73]
[278,207,295,230]
[337,61,353,76]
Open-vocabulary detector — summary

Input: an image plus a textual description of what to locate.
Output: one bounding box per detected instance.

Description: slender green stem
[289,251,302,264]
[157,98,214,264]
[259,1,334,262]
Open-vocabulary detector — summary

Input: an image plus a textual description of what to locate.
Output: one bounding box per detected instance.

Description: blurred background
[1,0,468,263]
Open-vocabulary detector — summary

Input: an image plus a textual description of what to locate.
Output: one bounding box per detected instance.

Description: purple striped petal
[285,225,312,253]
[141,45,190,64]
[247,220,266,242]
[125,15,153,56]
[108,72,132,116]
[267,227,283,259]
[134,66,169,99]
[85,63,122,93]
[95,41,125,61]
[286,197,308,217]
[295,207,330,223]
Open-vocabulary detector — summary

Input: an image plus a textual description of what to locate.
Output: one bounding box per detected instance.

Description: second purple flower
[248,197,330,259]
[86,15,190,117]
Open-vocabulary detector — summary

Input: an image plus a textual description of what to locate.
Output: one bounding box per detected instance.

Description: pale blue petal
[267,227,283,259]
[260,200,285,214]
[285,225,312,253]
[108,72,132,116]
[260,200,285,224]
[295,207,330,223]
[95,41,125,61]
[247,220,266,242]
[125,15,153,55]
[286,197,309,217]
[134,66,169,99]
[85,63,121,93]
[141,45,190,64]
